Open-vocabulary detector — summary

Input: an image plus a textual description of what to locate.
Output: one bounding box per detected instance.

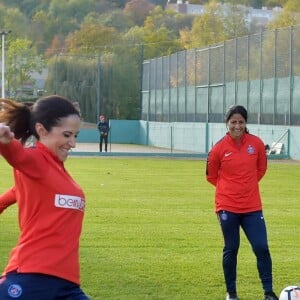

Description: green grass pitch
[0,157,300,299]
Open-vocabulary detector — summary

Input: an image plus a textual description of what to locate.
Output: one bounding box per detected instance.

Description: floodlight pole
[0,29,11,98]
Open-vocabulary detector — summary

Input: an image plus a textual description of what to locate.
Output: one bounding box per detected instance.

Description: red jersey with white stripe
[0,140,85,284]
[206,132,267,213]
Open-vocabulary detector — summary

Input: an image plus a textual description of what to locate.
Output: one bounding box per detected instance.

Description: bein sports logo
[55,194,85,212]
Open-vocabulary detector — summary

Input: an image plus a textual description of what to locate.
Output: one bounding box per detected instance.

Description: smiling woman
[36,113,80,161]
[206,105,279,300]
[225,105,248,140]
[0,95,91,300]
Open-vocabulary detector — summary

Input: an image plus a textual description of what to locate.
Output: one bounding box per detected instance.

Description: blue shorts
[0,272,90,300]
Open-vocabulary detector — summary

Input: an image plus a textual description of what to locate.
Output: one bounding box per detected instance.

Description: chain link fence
[142,25,300,126]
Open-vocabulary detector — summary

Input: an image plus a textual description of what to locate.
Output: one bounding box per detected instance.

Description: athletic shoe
[263,291,279,300]
[226,292,239,300]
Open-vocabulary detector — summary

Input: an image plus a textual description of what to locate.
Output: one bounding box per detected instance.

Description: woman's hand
[0,123,14,144]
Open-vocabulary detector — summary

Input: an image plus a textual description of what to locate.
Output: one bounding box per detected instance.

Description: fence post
[170,124,173,153]
[289,26,294,126]
[97,54,101,123]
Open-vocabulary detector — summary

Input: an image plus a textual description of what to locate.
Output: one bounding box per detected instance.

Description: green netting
[141,25,300,125]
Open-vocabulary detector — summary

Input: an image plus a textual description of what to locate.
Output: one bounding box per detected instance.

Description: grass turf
[0,157,300,299]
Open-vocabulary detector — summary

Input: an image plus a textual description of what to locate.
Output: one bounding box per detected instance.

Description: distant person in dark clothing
[97,114,109,152]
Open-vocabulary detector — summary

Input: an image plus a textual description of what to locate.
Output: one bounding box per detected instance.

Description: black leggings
[99,134,108,152]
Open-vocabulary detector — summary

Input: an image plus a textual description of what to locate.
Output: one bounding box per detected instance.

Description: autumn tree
[31,10,57,52]
[124,0,155,26]
[143,26,182,58]
[123,24,182,59]
[184,1,226,49]
[6,38,44,95]
[267,10,297,29]
[65,22,120,55]
[0,6,29,40]
[85,10,134,32]
[222,3,249,38]
[284,0,300,12]
[145,5,194,37]
[179,28,192,50]
[45,35,65,58]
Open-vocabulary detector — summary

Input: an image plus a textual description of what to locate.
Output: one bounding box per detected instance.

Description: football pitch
[0,157,300,299]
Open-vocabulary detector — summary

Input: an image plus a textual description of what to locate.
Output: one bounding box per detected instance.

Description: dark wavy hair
[225,105,248,122]
[0,95,80,144]
[225,105,249,133]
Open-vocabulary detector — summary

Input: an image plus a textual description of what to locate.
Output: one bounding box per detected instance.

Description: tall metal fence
[141,25,300,125]
[47,49,142,123]
[12,45,143,123]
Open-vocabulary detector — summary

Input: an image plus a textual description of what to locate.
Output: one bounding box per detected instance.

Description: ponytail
[0,99,33,144]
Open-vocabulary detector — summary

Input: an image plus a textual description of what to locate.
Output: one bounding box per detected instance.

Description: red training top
[0,187,16,214]
[206,132,267,213]
[0,140,85,284]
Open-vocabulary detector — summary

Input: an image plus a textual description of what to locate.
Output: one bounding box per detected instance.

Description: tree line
[0,0,299,121]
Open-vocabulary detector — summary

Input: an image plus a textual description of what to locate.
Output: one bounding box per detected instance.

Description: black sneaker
[263,291,279,300]
[226,292,239,300]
